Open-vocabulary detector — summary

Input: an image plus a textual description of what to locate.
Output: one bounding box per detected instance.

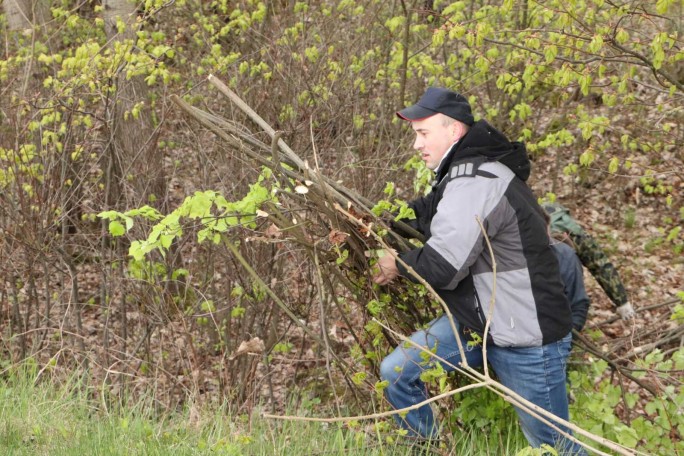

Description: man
[546,215,591,332]
[542,202,636,322]
[373,87,586,454]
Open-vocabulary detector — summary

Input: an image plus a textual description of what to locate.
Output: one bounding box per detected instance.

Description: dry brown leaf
[229,337,265,360]
[264,223,282,238]
[328,229,349,245]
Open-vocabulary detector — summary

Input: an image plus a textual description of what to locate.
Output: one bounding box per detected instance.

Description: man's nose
[413,137,423,150]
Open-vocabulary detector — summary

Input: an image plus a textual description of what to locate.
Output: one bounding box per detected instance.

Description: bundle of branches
[171,75,438,371]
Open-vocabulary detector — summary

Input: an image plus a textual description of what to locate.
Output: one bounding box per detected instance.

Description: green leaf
[579,73,592,96]
[666,226,681,243]
[201,300,216,312]
[371,200,393,216]
[126,205,162,221]
[544,45,557,64]
[396,204,416,221]
[197,227,211,244]
[579,150,595,167]
[615,28,629,45]
[98,210,120,221]
[231,305,245,318]
[160,234,174,250]
[129,241,146,262]
[351,372,367,385]
[432,28,446,47]
[108,221,125,237]
[656,0,674,14]
[336,249,349,265]
[374,380,389,394]
[124,216,134,232]
[589,34,604,53]
[608,157,619,173]
[171,268,188,280]
[188,191,214,219]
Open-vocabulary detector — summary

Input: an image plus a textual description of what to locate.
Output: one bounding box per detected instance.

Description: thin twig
[313,246,342,417]
[475,215,496,378]
[263,381,488,422]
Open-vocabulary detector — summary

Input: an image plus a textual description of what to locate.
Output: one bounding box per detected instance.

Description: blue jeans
[379,315,586,455]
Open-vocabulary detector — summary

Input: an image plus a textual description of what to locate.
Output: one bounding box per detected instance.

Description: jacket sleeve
[570,232,628,308]
[397,176,492,289]
[548,205,584,236]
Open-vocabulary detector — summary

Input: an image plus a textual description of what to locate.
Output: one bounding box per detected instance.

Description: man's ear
[451,121,464,141]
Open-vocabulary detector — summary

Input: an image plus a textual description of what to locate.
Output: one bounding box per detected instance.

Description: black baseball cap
[397,87,474,126]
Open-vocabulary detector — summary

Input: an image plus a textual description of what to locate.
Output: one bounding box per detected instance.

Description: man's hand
[616,302,636,320]
[372,249,400,285]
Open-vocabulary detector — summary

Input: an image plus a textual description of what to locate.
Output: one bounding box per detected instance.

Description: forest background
[1,0,683,454]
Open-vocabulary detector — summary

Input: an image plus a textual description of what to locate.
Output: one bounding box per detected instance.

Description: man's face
[411,114,462,170]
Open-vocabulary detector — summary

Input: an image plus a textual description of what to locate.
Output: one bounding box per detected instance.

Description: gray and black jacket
[397,120,572,347]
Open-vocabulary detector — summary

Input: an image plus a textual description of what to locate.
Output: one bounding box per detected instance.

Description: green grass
[0,370,529,455]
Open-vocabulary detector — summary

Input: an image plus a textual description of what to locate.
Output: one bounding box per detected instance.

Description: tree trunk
[102,0,167,209]
[4,0,32,31]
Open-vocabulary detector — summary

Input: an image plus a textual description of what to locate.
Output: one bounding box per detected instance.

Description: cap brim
[396,104,436,121]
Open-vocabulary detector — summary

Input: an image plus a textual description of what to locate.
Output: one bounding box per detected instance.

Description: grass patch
[0,368,530,455]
